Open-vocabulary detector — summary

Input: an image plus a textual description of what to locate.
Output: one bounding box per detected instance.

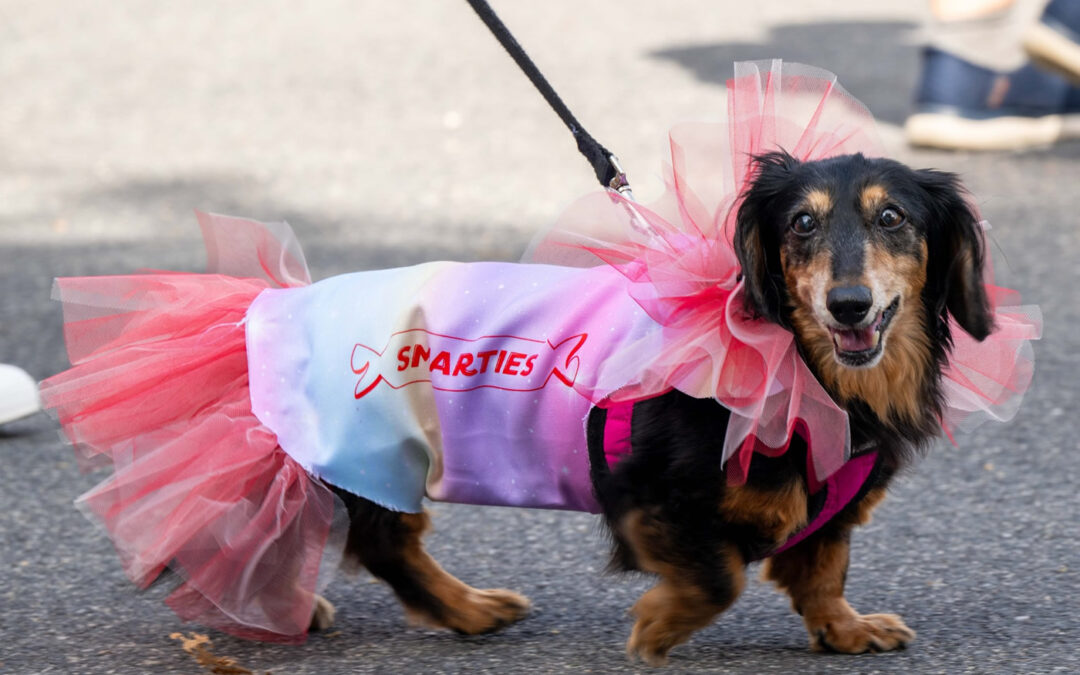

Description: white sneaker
[0,364,41,424]
[906,47,1080,150]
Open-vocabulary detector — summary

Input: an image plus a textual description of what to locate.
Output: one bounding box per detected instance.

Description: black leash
[465,0,632,196]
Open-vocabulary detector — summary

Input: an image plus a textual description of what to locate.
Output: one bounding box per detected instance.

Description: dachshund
[321,151,993,664]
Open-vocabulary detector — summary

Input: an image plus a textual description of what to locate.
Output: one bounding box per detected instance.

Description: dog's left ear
[915,169,994,341]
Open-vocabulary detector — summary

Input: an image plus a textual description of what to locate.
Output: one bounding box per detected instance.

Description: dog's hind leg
[618,508,747,666]
[763,489,915,653]
[309,594,337,631]
[337,492,530,634]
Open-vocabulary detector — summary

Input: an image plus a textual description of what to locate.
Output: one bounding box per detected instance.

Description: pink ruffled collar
[527,60,1041,485]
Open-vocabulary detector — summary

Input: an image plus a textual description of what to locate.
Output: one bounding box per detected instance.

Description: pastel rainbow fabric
[39,60,1040,643]
[246,258,660,514]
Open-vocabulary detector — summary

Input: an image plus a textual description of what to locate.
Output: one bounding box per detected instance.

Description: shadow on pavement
[650,19,922,126]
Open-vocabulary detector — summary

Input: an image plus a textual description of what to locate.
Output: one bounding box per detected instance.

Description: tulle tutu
[528,60,1041,484]
[941,245,1041,437]
[40,213,342,643]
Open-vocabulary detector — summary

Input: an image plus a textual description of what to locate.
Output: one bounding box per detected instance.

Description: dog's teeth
[871,331,881,348]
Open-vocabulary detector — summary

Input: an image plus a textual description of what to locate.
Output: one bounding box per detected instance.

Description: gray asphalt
[1,2,1078,673]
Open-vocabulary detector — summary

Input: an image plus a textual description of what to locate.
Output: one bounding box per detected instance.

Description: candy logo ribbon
[351,329,588,399]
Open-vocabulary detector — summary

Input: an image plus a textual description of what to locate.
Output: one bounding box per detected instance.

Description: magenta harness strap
[769,451,877,556]
[598,399,877,560]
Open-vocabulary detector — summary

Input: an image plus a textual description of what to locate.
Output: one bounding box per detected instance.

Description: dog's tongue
[834,326,876,352]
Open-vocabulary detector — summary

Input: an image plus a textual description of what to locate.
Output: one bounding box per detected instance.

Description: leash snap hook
[607,154,634,198]
[605,156,655,237]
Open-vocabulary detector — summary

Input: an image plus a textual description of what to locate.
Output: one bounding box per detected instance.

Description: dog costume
[40,61,1040,642]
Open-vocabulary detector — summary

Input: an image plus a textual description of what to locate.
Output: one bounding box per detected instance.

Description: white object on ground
[0,364,41,425]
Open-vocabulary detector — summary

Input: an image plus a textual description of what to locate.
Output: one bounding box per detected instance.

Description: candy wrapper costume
[39,61,1041,643]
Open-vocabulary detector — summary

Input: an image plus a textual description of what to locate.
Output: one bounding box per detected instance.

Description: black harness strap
[465,0,631,194]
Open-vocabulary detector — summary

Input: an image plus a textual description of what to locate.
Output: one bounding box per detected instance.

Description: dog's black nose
[826,285,873,326]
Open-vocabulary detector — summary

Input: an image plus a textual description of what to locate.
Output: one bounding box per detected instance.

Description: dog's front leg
[618,509,746,666]
[763,491,915,653]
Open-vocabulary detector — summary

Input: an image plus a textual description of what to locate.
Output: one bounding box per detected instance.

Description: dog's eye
[791,213,817,236]
[878,207,905,230]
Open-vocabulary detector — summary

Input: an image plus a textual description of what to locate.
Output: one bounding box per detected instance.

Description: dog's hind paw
[455,588,531,634]
[309,594,337,632]
[410,587,531,635]
[810,612,915,653]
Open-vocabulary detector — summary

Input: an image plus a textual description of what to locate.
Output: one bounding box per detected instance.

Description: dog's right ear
[733,152,799,324]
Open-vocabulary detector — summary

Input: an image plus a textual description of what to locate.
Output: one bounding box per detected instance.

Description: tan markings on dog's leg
[763,489,914,653]
[851,485,888,525]
[620,510,746,666]
[721,479,808,545]
[309,594,336,631]
[397,512,530,634]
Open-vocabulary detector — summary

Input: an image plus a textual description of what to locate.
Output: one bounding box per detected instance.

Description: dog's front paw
[309,594,336,631]
[810,613,915,653]
[627,614,680,667]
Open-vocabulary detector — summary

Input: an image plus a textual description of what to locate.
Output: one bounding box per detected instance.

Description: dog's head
[734,152,992,419]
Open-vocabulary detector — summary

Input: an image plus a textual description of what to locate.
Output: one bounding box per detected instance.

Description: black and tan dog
[320,151,992,664]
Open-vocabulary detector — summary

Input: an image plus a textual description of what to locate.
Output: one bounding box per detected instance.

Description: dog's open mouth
[829,297,900,367]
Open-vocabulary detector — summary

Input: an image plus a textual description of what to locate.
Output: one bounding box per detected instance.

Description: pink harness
[599,398,878,559]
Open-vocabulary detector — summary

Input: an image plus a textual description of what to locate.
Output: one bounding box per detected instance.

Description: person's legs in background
[1024,0,1080,77]
[906,0,1080,149]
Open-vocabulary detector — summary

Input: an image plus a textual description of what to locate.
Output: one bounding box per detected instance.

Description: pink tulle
[527,60,1040,485]
[941,233,1041,437]
[40,213,338,643]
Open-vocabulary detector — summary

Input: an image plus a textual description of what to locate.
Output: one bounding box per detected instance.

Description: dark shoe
[906,46,1080,150]
[1024,0,1080,81]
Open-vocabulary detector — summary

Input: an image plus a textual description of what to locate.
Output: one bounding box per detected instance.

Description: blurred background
[2,2,934,260]
[2,1,1077,673]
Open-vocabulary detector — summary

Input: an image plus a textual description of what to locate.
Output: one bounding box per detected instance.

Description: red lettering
[476,350,498,373]
[396,346,411,372]
[503,351,525,376]
[452,353,477,376]
[411,344,431,368]
[521,353,537,377]
[494,350,507,373]
[429,350,451,375]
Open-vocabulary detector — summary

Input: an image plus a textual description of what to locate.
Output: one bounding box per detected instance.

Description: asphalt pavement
[1,1,1078,673]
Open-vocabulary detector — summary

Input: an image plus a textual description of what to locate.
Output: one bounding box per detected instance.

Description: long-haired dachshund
[322,151,992,664]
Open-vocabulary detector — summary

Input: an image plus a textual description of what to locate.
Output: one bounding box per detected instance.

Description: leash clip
[607,154,634,198]
[605,155,656,237]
